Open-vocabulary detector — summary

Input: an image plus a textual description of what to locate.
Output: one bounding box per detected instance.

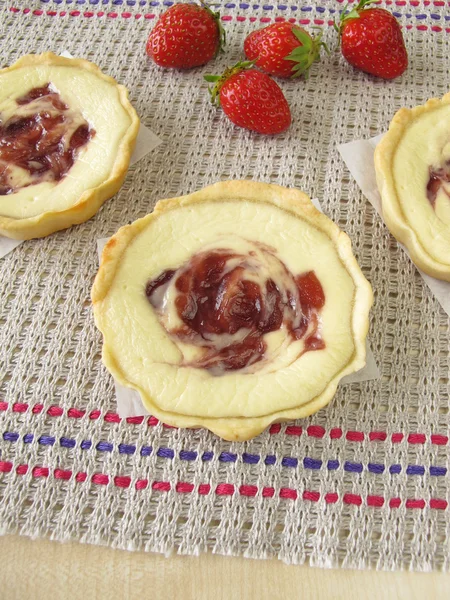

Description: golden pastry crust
[0,52,140,240]
[92,181,373,441]
[374,93,450,282]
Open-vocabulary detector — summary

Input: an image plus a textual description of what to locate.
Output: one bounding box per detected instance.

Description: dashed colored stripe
[1,401,448,447]
[0,460,447,510]
[8,6,450,30]
[3,430,448,477]
[37,0,450,8]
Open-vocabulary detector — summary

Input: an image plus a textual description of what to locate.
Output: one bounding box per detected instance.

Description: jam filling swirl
[426,162,450,208]
[0,83,94,196]
[145,244,326,375]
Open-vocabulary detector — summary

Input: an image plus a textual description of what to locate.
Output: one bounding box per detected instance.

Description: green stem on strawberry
[336,0,378,35]
[204,61,256,105]
[285,28,330,79]
[199,0,226,55]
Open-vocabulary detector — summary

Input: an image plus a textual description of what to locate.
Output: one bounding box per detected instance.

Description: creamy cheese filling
[0,63,132,219]
[0,84,94,194]
[393,104,450,265]
[100,200,357,419]
[145,238,326,376]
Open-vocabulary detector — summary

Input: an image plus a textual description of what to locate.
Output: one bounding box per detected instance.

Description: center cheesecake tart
[92,181,373,441]
[0,52,139,239]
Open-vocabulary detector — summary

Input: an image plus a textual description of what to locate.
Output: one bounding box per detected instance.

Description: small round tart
[0,53,139,239]
[92,181,373,441]
[375,94,450,281]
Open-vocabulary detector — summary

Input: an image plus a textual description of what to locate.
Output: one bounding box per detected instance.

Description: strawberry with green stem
[337,0,408,79]
[146,1,226,69]
[205,61,291,135]
[244,22,329,79]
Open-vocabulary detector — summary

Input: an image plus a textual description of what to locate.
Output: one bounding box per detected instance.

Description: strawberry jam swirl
[145,243,326,375]
[427,161,450,208]
[0,83,94,195]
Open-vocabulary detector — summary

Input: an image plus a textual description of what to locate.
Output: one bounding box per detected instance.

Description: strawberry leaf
[284,28,328,79]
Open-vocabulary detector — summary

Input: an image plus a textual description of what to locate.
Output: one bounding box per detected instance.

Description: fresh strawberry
[244,22,328,79]
[338,0,408,79]
[146,1,225,69]
[205,62,291,135]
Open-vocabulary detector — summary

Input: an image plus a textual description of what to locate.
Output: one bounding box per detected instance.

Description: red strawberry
[244,22,328,79]
[146,2,225,69]
[205,62,291,135]
[338,0,408,79]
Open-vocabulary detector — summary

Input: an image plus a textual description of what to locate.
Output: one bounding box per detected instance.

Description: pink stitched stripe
[1,461,447,509]
[308,425,325,438]
[7,6,450,34]
[0,401,447,446]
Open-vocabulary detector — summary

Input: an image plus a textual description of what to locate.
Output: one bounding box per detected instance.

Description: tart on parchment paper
[375,94,450,282]
[0,52,139,240]
[92,181,373,441]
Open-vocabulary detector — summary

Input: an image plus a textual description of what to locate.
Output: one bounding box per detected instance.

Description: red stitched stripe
[114,476,131,488]
[303,490,320,502]
[1,463,447,510]
[343,493,362,506]
[406,499,426,509]
[430,499,448,510]
[280,488,297,500]
[240,485,258,497]
[269,423,281,434]
[148,416,159,426]
[367,495,384,507]
[152,481,170,492]
[408,433,426,444]
[47,406,63,417]
[54,469,72,480]
[68,408,85,418]
[176,482,194,493]
[308,425,325,438]
[104,412,121,423]
[431,434,449,445]
[285,425,302,436]
[392,433,404,443]
[216,483,235,496]
[32,466,49,477]
[330,428,342,439]
[346,431,364,442]
[325,493,338,504]
[369,431,387,441]
[0,401,8,411]
[13,403,28,413]
[92,473,109,485]
[126,416,144,424]
[32,404,43,414]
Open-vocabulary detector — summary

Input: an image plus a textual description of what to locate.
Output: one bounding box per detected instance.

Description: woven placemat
[0,0,449,570]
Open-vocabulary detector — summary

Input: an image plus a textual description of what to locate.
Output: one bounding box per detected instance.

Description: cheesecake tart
[92,181,373,441]
[0,53,139,239]
[375,94,450,281]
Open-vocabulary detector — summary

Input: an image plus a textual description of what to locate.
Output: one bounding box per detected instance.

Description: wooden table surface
[0,534,448,599]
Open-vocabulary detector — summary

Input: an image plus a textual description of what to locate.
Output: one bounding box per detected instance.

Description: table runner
[0,0,449,570]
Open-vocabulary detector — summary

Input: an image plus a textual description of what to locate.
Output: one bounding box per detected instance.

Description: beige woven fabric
[0,0,449,570]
